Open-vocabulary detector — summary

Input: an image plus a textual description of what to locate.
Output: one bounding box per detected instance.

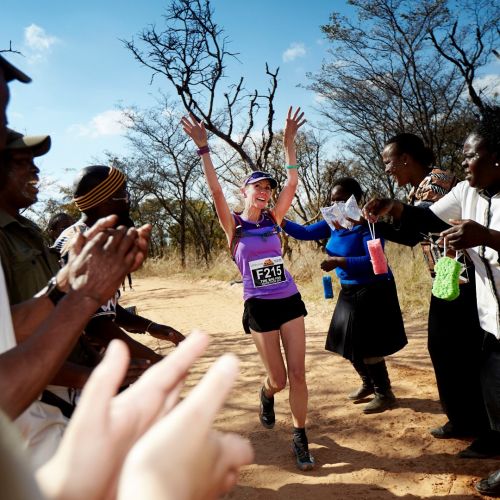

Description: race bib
[249,256,287,287]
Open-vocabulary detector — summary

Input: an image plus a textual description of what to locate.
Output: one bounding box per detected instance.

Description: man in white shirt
[363,106,500,496]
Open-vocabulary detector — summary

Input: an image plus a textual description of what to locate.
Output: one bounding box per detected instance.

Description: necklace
[242,213,264,227]
[255,213,265,227]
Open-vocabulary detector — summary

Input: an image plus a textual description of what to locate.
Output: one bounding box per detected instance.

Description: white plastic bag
[320,195,362,230]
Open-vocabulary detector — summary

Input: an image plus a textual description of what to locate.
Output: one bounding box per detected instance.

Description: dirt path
[121,277,494,499]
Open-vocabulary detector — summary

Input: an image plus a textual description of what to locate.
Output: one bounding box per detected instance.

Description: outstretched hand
[181,113,208,148]
[438,219,490,250]
[362,198,395,223]
[283,106,306,149]
[320,258,336,272]
[320,257,344,272]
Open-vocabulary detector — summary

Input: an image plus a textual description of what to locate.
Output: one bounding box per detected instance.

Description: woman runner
[181,107,314,471]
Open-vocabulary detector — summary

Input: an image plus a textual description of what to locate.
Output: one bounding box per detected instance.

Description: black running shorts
[242,292,307,334]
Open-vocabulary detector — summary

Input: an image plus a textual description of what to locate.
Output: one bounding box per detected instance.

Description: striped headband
[73,167,126,211]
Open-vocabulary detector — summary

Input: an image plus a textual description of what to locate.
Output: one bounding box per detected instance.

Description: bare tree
[0,41,22,55]
[112,99,228,266]
[308,0,497,198]
[130,197,172,258]
[429,0,500,111]
[124,0,279,171]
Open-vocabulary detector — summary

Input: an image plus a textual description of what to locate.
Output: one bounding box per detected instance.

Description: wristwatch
[42,277,67,306]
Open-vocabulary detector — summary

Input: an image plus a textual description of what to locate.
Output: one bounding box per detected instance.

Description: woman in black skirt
[283,177,407,413]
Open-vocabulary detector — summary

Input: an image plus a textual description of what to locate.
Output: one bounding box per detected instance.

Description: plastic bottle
[322,274,334,299]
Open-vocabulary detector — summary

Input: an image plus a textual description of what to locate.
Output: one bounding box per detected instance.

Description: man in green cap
[0,129,56,304]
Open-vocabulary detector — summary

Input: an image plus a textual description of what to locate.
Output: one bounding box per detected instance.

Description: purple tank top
[232,212,298,301]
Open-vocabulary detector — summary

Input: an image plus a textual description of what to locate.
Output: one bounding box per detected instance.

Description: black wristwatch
[42,277,67,306]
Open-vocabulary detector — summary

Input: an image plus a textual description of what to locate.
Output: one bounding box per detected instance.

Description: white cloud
[24,24,59,62]
[313,92,327,104]
[68,109,134,138]
[282,42,306,63]
[475,74,500,99]
[161,107,178,119]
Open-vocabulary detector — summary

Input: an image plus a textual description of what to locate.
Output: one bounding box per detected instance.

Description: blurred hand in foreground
[37,331,253,500]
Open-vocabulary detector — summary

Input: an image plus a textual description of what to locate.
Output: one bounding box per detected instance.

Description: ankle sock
[261,386,273,402]
[293,427,308,447]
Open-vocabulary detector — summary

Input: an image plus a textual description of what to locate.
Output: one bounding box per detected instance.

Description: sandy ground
[120,277,497,499]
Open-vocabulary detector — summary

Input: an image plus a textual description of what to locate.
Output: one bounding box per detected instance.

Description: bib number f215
[249,256,287,287]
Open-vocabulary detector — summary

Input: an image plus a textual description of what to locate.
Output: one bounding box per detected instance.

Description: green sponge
[432,256,461,301]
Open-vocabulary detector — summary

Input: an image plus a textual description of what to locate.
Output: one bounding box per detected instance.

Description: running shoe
[259,386,275,429]
[292,440,315,471]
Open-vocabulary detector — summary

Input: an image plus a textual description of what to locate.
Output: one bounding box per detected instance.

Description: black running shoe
[292,440,315,471]
[259,387,275,429]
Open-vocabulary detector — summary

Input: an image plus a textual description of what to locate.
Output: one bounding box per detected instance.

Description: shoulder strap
[229,213,243,260]
[265,209,277,224]
[265,210,282,234]
[229,211,282,260]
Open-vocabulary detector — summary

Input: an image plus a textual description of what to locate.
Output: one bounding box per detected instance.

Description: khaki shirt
[0,210,60,305]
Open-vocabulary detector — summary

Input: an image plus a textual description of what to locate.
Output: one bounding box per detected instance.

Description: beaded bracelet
[286,165,298,169]
[197,145,210,156]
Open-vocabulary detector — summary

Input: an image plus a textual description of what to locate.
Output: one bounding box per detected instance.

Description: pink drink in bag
[367,238,388,275]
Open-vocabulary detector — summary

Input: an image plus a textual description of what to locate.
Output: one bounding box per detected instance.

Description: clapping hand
[56,216,152,299]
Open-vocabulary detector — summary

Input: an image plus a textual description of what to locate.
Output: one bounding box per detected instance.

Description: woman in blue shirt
[283,177,407,413]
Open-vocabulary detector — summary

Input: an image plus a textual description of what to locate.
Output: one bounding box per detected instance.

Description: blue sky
[2,1,353,196]
[2,1,498,202]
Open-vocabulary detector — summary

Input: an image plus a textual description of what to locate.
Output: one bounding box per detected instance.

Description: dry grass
[135,250,239,282]
[137,241,431,319]
[385,242,431,319]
